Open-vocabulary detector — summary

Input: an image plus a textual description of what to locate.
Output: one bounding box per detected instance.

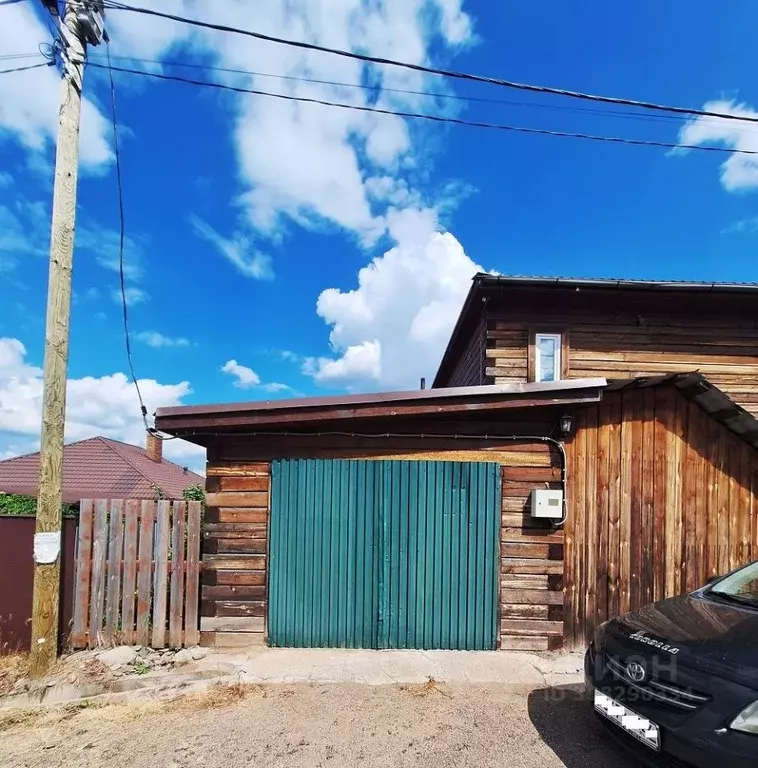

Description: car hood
[607,592,758,687]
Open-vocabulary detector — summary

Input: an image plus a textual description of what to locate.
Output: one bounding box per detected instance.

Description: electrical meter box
[531,489,563,519]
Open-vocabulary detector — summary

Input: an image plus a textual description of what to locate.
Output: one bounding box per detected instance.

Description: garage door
[268,459,500,650]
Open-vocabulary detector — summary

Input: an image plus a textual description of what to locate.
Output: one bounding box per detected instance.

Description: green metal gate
[268,459,500,650]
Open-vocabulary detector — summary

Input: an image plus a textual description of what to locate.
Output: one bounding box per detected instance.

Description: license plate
[594,690,661,751]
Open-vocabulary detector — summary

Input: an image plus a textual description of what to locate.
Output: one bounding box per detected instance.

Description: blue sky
[1,0,757,470]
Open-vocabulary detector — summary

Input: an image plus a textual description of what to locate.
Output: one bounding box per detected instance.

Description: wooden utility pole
[29,2,89,678]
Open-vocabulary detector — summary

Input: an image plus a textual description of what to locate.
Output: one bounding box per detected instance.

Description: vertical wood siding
[564,385,758,648]
[201,464,270,648]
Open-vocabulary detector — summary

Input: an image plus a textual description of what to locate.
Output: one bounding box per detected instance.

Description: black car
[585,559,758,767]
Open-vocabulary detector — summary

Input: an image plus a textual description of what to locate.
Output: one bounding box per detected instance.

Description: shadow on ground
[528,684,637,767]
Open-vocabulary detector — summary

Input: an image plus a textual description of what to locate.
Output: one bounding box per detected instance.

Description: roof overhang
[155,378,607,442]
[607,373,758,451]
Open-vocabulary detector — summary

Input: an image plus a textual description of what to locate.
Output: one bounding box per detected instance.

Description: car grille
[606,655,711,712]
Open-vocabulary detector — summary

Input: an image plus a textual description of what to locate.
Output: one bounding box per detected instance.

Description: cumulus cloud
[136,331,191,348]
[0,337,204,471]
[0,5,111,169]
[102,0,474,247]
[221,359,261,388]
[677,100,758,191]
[306,213,483,390]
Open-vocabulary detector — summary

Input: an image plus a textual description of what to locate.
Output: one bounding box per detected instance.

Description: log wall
[201,464,270,648]
[482,288,758,416]
[203,426,566,651]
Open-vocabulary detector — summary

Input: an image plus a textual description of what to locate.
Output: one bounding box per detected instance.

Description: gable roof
[433,273,758,387]
[0,437,203,503]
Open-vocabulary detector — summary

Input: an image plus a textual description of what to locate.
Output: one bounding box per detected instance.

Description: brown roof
[155,379,607,443]
[0,437,203,503]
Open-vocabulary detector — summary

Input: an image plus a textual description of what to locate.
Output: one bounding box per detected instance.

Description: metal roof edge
[473,274,758,292]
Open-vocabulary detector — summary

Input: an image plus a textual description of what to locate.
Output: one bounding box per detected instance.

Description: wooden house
[156,276,758,652]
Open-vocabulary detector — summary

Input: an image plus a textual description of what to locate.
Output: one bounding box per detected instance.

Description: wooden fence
[71,500,202,649]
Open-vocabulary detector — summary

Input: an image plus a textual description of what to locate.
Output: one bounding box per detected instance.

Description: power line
[104,44,150,432]
[0,0,27,6]
[90,63,758,157]
[102,0,758,126]
[0,52,42,60]
[0,61,53,75]
[89,53,739,130]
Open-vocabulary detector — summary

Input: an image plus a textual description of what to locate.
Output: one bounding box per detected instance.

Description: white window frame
[535,333,562,382]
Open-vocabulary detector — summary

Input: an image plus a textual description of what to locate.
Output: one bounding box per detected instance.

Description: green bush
[0,493,77,517]
[182,483,206,504]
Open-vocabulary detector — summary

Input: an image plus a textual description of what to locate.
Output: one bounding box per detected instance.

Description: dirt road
[0,682,635,768]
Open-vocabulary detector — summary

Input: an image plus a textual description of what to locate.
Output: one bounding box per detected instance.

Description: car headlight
[731,701,758,735]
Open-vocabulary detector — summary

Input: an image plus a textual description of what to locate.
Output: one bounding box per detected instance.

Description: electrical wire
[0,52,42,60]
[87,53,751,131]
[0,0,27,6]
[90,63,758,157]
[102,0,758,127]
[104,43,150,432]
[0,61,53,75]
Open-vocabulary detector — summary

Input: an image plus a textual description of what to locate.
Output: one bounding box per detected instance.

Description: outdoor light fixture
[558,414,574,439]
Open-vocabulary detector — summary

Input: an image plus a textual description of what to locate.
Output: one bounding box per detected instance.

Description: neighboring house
[155,276,758,653]
[0,433,203,502]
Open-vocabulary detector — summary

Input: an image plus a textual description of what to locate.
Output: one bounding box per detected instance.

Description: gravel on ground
[0,680,636,768]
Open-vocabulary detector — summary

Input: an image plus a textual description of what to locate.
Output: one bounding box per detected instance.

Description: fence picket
[88,500,109,649]
[136,501,156,646]
[71,498,203,650]
[184,501,202,646]
[104,500,124,644]
[151,500,171,649]
[169,502,187,647]
[71,500,94,647]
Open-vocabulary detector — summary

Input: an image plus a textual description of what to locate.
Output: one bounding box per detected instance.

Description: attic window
[535,333,562,382]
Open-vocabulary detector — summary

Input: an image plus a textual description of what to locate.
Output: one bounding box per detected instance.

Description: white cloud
[190,215,273,280]
[307,214,483,389]
[722,216,758,235]
[102,0,474,247]
[136,331,191,348]
[0,171,12,189]
[0,6,111,169]
[78,222,144,281]
[221,359,261,388]
[305,340,382,385]
[678,100,758,191]
[0,337,204,472]
[111,286,149,305]
[0,196,49,274]
[260,382,294,393]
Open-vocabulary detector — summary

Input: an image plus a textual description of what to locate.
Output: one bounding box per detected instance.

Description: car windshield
[709,561,758,608]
